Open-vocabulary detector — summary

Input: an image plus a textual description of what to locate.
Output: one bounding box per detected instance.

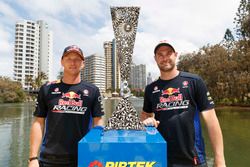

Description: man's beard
[158,60,175,72]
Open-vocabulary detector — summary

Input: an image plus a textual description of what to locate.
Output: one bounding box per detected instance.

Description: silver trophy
[105,7,145,130]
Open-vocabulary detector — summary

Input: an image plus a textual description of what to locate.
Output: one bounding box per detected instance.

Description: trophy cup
[78,7,167,167]
[104,7,144,131]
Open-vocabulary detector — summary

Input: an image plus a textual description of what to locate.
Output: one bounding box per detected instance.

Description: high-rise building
[13,20,53,90]
[129,63,146,90]
[37,20,53,81]
[103,39,120,92]
[147,72,153,85]
[81,54,105,93]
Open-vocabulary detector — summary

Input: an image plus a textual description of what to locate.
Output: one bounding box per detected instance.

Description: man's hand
[142,117,160,128]
[214,160,226,167]
[28,159,39,167]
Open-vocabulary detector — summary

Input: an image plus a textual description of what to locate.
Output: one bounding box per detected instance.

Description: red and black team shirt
[143,71,214,166]
[34,80,104,164]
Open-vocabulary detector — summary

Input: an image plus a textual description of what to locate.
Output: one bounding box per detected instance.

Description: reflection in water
[203,107,250,167]
[0,103,34,167]
[0,124,11,166]
[0,101,249,167]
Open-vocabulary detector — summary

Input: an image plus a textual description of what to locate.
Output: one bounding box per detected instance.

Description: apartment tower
[81,54,105,93]
[129,63,146,90]
[103,39,120,92]
[13,20,53,90]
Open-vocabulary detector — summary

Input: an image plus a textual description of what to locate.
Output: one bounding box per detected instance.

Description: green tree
[178,0,250,105]
[178,42,250,105]
[34,72,48,90]
[234,0,250,40]
[25,75,35,90]
[0,76,26,103]
[25,72,48,91]
[220,28,235,53]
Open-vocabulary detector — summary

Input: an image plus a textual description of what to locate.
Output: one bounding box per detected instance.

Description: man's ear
[81,61,85,69]
[175,52,178,57]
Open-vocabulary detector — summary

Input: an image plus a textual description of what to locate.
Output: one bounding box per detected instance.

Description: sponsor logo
[162,88,180,96]
[159,94,183,103]
[52,105,87,114]
[89,160,103,167]
[152,86,160,93]
[62,91,81,99]
[88,161,156,167]
[52,91,87,114]
[58,99,82,106]
[182,81,189,88]
[83,89,89,96]
[206,91,214,104]
[156,100,189,111]
[51,87,61,94]
[157,87,189,111]
[98,96,103,102]
[152,90,160,93]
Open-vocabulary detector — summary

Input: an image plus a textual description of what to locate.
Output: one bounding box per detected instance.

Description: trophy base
[78,127,167,167]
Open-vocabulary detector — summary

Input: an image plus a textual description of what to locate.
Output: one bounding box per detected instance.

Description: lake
[0,99,249,167]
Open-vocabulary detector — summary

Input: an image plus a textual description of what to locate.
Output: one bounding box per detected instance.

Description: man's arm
[140,111,160,127]
[201,109,226,167]
[29,117,45,167]
[93,117,104,127]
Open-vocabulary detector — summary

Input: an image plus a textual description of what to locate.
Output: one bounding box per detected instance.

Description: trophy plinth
[78,126,167,167]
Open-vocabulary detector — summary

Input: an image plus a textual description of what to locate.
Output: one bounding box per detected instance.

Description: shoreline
[0,101,250,109]
[215,105,250,111]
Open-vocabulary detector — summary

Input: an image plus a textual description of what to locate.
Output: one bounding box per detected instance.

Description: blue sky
[0,0,241,80]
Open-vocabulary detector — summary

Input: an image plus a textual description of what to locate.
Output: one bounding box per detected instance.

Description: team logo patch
[52,91,87,115]
[152,86,160,93]
[83,89,89,96]
[182,81,189,88]
[62,91,81,99]
[207,91,214,104]
[157,87,189,111]
[98,96,103,102]
[51,87,61,94]
[162,87,180,96]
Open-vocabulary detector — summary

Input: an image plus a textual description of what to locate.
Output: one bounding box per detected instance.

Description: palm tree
[25,75,35,91]
[34,72,48,90]
[25,72,48,91]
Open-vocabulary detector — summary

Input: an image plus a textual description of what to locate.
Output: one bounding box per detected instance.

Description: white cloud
[0,1,16,77]
[0,1,18,20]
[0,0,241,80]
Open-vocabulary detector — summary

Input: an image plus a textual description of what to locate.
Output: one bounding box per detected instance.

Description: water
[0,100,249,167]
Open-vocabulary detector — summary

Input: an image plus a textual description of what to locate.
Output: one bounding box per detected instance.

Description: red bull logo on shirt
[157,87,189,111]
[52,91,87,114]
[62,91,81,99]
[161,87,180,96]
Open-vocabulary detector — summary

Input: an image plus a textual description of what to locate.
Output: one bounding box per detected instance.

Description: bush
[0,76,26,103]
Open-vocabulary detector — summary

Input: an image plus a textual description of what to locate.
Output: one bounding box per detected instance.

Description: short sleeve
[143,85,153,113]
[33,85,48,117]
[91,87,104,117]
[195,77,215,112]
